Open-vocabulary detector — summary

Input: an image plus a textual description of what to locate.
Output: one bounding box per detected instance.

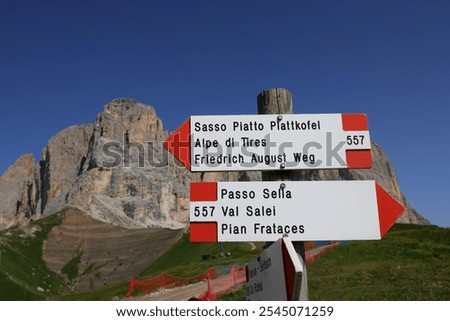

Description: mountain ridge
[0,98,429,230]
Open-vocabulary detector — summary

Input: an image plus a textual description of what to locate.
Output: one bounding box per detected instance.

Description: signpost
[245,238,306,301]
[164,113,372,172]
[189,180,404,242]
[163,87,406,301]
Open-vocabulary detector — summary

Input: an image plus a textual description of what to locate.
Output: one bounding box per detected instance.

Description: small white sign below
[245,238,306,301]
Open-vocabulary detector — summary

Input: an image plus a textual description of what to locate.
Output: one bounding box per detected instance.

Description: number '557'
[193,206,215,217]
[346,135,365,145]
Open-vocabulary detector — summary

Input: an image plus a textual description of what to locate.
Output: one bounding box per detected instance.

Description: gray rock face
[40,124,94,215]
[0,98,429,230]
[0,154,39,229]
[46,98,193,229]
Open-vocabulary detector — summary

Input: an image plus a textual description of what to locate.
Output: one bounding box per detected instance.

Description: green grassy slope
[139,233,264,278]
[1,219,448,301]
[307,224,450,300]
[0,211,66,300]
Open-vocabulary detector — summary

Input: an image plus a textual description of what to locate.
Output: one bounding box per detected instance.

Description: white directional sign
[245,238,306,301]
[189,180,404,242]
[165,113,372,171]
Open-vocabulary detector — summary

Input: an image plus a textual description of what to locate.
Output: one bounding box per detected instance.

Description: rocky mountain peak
[0,98,429,231]
[1,153,35,180]
[89,98,165,162]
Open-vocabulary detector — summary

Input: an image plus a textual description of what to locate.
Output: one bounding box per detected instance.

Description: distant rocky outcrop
[0,98,429,230]
[0,154,38,228]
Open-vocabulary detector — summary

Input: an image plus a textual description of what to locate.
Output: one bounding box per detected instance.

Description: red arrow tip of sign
[376,183,405,237]
[163,118,191,170]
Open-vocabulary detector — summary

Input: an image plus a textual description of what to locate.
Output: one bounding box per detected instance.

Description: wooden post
[257,88,308,300]
[257,88,296,182]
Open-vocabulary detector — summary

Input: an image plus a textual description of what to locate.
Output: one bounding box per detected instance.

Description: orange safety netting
[125,267,216,298]
[199,265,247,301]
[125,243,340,299]
[305,242,340,265]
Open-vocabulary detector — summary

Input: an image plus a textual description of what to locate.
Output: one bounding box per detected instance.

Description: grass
[0,211,66,300]
[220,224,450,301]
[61,246,82,283]
[139,233,264,279]
[1,220,448,301]
[57,281,129,301]
[307,224,450,300]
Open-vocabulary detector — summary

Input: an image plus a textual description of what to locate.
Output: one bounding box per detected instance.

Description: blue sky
[0,0,448,227]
